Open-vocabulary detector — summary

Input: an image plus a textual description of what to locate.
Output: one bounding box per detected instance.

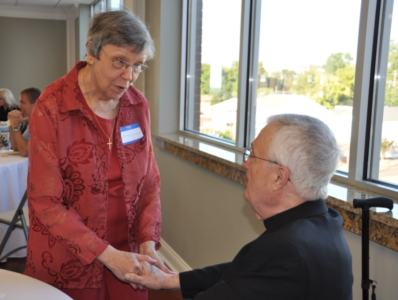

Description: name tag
[120,123,144,145]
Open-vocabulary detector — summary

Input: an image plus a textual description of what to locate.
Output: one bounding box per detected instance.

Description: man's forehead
[253,124,277,151]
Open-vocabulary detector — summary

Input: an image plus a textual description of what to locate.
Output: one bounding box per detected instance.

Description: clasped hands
[98,241,179,290]
[8,110,28,128]
[124,259,179,290]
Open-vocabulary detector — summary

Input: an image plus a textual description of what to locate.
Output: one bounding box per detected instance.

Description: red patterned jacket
[24,61,162,289]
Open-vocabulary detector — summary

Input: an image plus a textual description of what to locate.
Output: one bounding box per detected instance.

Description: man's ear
[273,166,290,191]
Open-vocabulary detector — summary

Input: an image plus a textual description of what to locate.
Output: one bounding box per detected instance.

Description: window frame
[180,0,398,199]
[91,0,124,15]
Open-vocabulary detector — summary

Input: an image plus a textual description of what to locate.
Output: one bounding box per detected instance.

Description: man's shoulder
[254,208,344,252]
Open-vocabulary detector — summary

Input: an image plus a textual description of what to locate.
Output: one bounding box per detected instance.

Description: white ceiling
[0,0,93,8]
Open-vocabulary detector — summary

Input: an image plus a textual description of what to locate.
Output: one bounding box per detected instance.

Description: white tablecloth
[0,269,72,300]
[0,155,29,258]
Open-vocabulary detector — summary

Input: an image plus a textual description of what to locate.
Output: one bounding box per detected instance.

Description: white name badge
[120,123,144,145]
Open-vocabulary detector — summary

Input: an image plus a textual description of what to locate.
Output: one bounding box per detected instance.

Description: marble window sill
[154,133,398,252]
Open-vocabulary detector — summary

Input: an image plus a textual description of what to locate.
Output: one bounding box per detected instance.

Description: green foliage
[385,41,398,106]
[199,46,398,108]
[201,63,210,95]
[220,61,239,100]
[215,130,234,141]
[289,54,355,107]
[324,53,353,74]
[385,85,398,106]
[380,138,395,159]
[200,61,239,102]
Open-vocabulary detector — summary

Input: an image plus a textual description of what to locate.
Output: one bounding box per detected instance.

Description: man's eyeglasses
[102,50,149,73]
[243,147,282,166]
[243,147,290,181]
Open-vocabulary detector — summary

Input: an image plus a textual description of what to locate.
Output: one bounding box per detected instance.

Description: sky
[201,0,363,73]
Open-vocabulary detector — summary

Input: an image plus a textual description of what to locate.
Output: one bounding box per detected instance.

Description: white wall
[0,16,67,97]
[0,4,80,97]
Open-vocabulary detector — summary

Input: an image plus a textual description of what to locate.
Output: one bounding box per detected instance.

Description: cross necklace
[83,68,116,150]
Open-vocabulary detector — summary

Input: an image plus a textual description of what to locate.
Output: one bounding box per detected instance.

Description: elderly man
[8,87,41,157]
[126,114,353,300]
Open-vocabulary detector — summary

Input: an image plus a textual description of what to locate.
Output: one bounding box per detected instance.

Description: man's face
[19,93,35,117]
[242,123,279,220]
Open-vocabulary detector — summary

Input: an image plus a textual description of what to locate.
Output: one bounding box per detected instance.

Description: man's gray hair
[87,9,155,60]
[267,114,340,200]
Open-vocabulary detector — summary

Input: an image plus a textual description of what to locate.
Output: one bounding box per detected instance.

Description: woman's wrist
[139,240,156,253]
[97,244,115,266]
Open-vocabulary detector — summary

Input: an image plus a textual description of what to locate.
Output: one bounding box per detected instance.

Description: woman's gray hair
[0,88,18,108]
[87,9,155,60]
[267,114,340,200]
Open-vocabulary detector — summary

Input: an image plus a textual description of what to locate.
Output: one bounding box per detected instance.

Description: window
[253,0,360,172]
[184,0,242,143]
[182,0,398,196]
[92,0,123,14]
[367,0,398,186]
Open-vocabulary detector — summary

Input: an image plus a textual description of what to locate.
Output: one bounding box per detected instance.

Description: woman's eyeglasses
[102,50,149,73]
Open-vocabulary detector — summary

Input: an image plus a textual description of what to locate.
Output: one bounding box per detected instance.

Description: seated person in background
[8,87,41,157]
[0,88,19,122]
[126,114,354,300]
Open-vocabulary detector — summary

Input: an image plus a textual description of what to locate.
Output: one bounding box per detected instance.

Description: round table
[0,155,29,259]
[0,269,72,299]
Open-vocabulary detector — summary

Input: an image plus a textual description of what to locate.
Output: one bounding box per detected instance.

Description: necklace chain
[83,67,116,150]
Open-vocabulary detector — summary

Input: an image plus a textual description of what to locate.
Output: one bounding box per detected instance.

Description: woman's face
[89,44,146,101]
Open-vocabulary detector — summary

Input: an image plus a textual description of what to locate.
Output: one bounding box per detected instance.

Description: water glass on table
[0,146,9,157]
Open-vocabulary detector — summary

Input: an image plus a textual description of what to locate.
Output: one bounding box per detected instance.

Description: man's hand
[139,241,176,275]
[97,245,157,289]
[125,261,181,290]
[8,110,28,128]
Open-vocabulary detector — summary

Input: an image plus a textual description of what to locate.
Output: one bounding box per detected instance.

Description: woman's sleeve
[28,97,108,265]
[134,104,162,249]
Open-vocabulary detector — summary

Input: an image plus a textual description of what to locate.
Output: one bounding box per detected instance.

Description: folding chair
[0,190,29,261]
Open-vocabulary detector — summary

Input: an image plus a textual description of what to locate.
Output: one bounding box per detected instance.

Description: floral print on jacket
[24,61,162,289]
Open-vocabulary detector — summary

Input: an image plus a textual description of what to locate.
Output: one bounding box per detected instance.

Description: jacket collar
[58,61,144,114]
[263,199,328,233]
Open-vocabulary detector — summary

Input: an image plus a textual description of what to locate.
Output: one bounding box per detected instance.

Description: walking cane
[353,197,394,300]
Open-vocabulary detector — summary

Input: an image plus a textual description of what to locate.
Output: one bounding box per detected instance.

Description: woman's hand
[125,261,180,290]
[139,241,176,275]
[97,245,157,289]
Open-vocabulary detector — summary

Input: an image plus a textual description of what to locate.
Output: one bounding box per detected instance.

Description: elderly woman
[0,88,18,121]
[25,10,169,300]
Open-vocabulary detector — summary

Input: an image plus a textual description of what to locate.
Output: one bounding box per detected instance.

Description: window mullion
[184,0,199,132]
[368,0,393,180]
[179,0,189,132]
[340,0,378,185]
[235,0,252,148]
[246,0,261,147]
